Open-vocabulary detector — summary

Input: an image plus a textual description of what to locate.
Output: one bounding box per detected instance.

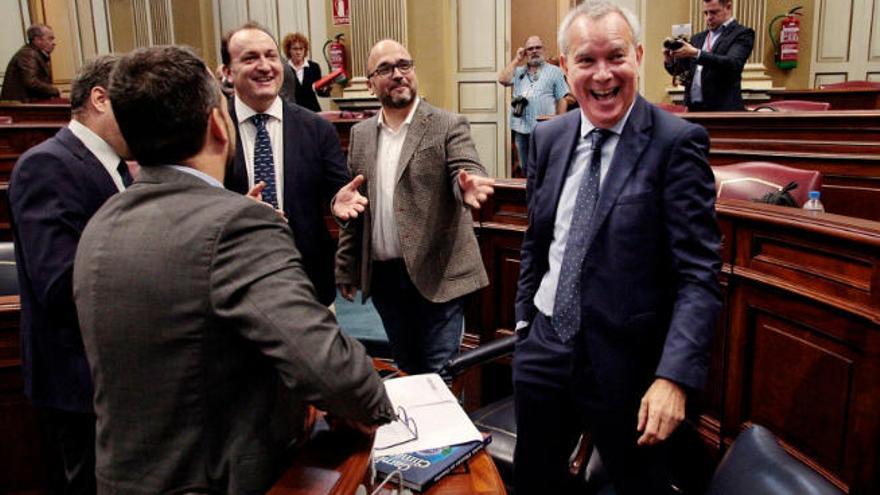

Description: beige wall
[406,0,451,109]
[171,0,216,65]
[763,0,814,89]
[643,1,691,103]
[512,0,563,61]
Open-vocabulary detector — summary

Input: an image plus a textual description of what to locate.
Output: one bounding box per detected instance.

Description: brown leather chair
[749,100,831,112]
[712,162,822,207]
[819,80,880,90]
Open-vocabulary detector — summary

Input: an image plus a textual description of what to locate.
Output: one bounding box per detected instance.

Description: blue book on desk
[374,435,491,492]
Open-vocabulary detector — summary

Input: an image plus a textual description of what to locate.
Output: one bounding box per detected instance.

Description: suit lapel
[539,110,582,231]
[583,96,652,250]
[57,127,120,197]
[361,116,381,204]
[710,21,737,54]
[394,101,430,183]
[282,101,302,215]
[227,98,248,193]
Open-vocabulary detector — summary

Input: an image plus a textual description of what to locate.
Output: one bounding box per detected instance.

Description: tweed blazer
[336,100,489,303]
[1,44,59,101]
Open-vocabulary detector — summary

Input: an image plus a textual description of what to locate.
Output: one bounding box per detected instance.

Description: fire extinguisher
[769,6,803,70]
[322,34,349,85]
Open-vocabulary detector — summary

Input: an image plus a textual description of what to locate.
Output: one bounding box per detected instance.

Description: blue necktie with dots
[551,128,613,342]
[251,113,278,209]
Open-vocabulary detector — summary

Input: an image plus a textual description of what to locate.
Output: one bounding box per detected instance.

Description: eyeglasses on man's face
[368,59,415,79]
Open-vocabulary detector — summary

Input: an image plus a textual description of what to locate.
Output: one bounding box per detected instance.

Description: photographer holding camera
[663,0,754,112]
[498,36,569,177]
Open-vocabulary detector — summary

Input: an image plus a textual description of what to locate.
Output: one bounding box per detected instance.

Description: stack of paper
[373,373,483,457]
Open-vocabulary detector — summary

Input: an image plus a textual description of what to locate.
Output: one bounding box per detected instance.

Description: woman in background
[281,32,324,112]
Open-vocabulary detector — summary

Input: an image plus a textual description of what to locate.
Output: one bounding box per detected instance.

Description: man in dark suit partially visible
[1,23,61,101]
[74,45,392,495]
[663,0,754,111]
[513,2,721,493]
[9,54,130,495]
[221,22,356,306]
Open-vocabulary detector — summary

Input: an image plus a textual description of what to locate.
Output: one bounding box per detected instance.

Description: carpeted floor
[334,290,391,358]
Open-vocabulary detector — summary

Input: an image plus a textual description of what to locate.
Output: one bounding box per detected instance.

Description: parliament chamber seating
[749,100,831,112]
[712,161,822,206]
[819,80,880,90]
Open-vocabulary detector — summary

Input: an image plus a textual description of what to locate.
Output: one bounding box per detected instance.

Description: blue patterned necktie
[251,113,278,208]
[551,128,613,342]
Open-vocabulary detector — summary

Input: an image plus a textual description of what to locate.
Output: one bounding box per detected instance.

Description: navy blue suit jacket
[225,98,350,305]
[9,126,120,412]
[666,21,755,111]
[515,96,722,406]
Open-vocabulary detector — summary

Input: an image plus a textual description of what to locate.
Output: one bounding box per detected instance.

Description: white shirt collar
[68,119,123,180]
[164,165,224,188]
[288,59,311,70]
[377,96,421,131]
[235,96,283,125]
[579,98,635,139]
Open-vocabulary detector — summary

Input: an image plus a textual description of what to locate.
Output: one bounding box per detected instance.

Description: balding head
[366,39,418,110]
[523,35,545,66]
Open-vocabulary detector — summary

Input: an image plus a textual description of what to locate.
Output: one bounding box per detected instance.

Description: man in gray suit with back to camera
[73,45,393,495]
[335,39,496,375]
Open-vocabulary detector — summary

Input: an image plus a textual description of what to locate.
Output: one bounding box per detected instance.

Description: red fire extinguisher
[323,34,349,84]
[769,6,803,70]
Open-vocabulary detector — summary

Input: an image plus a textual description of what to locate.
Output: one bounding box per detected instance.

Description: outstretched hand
[246,181,287,220]
[333,175,369,220]
[458,170,495,209]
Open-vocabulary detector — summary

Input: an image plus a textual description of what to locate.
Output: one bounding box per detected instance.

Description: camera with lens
[663,36,687,51]
[511,96,529,117]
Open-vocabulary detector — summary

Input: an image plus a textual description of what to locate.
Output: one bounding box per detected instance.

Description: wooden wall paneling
[0,296,45,493]
[684,111,880,222]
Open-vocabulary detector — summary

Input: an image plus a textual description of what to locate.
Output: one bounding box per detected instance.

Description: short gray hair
[557,0,641,56]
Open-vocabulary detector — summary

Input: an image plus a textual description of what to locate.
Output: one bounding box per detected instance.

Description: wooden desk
[767,87,880,110]
[269,361,506,494]
[0,103,71,123]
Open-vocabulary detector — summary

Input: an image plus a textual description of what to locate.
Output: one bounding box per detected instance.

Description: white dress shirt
[68,119,127,192]
[371,97,421,261]
[532,103,634,318]
[288,59,310,84]
[234,96,285,209]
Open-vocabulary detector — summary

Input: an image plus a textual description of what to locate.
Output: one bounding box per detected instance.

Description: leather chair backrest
[712,161,822,207]
[819,80,880,90]
[750,100,831,112]
[0,242,17,296]
[706,425,844,495]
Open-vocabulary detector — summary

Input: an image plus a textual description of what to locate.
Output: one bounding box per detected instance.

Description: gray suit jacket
[336,101,489,303]
[74,166,393,495]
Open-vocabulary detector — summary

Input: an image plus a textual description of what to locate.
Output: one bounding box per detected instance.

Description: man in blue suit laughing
[513,2,722,493]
